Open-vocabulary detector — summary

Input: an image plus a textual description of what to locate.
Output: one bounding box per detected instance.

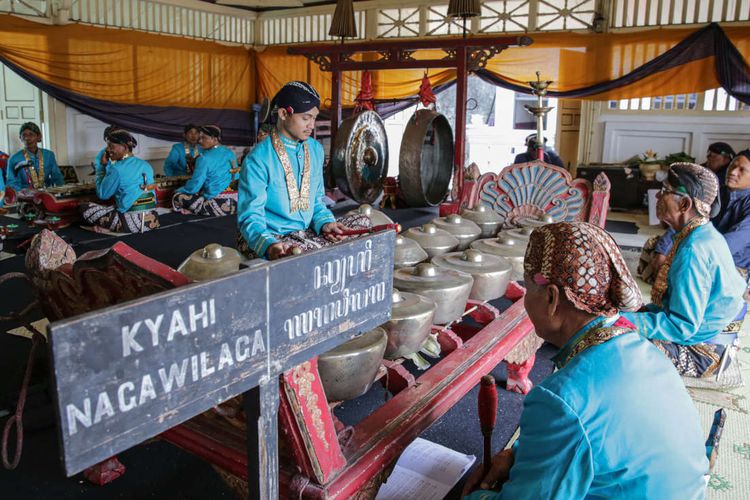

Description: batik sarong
[237,213,370,259]
[172,190,237,216]
[651,341,725,378]
[80,202,160,233]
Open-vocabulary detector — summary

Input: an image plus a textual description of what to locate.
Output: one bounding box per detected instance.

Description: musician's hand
[99,153,109,167]
[267,242,290,260]
[461,449,514,496]
[321,222,348,242]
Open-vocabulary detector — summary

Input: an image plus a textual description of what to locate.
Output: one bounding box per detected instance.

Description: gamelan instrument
[432,214,482,250]
[10,175,190,223]
[331,110,389,204]
[402,223,459,258]
[318,327,387,402]
[432,249,512,301]
[461,205,503,239]
[345,203,394,226]
[399,109,454,207]
[393,262,473,325]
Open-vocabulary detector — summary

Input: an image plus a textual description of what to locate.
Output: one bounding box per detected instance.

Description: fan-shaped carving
[475,161,592,228]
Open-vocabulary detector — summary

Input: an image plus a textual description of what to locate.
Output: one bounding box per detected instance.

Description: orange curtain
[0,14,254,111]
[257,26,750,104]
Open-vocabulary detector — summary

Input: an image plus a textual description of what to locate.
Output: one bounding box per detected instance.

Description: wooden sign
[48,232,395,483]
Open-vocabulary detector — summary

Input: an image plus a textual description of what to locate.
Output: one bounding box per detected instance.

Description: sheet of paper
[376,437,476,500]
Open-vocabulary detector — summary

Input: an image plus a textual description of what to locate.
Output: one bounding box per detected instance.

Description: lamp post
[524,72,554,161]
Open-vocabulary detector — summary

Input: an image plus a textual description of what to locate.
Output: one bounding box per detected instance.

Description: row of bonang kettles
[330,108,455,206]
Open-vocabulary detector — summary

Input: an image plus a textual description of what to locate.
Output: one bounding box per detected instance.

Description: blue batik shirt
[713,187,750,270]
[465,316,708,500]
[6,148,64,190]
[96,155,156,213]
[176,145,235,200]
[623,223,745,344]
[237,134,335,258]
[163,143,202,176]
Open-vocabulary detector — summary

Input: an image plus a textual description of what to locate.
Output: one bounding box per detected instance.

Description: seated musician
[623,163,746,377]
[237,81,368,260]
[464,222,708,499]
[6,122,64,191]
[639,144,738,282]
[80,130,160,233]
[171,125,238,216]
[163,124,201,176]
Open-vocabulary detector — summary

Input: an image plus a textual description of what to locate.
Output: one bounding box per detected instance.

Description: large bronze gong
[399,109,454,207]
[331,110,389,204]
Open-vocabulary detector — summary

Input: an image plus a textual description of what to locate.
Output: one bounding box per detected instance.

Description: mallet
[478,375,498,477]
[337,223,401,236]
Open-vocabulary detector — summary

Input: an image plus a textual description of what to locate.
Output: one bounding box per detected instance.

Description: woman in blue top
[237,81,368,260]
[163,124,201,176]
[623,163,746,377]
[463,222,708,500]
[80,130,160,233]
[171,125,238,216]
[6,122,64,191]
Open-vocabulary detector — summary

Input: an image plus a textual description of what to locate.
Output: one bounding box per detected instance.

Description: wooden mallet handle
[337,223,401,236]
[478,375,498,477]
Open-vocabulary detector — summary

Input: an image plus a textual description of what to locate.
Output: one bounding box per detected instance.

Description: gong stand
[289,35,532,210]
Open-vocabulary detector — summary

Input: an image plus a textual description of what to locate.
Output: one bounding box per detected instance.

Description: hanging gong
[399,109,454,207]
[331,110,389,204]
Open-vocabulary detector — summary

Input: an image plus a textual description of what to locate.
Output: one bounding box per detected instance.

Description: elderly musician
[163,124,202,176]
[80,130,160,233]
[464,222,708,499]
[6,122,64,191]
[237,81,368,260]
[171,125,238,216]
[624,163,746,377]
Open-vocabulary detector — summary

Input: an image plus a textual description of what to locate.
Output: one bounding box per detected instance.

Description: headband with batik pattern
[667,162,719,218]
[524,222,643,316]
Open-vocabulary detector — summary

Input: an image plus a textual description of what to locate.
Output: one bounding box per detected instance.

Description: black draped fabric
[476,23,750,105]
[315,81,456,123]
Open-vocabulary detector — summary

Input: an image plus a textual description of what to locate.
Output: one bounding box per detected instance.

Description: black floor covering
[0,204,554,499]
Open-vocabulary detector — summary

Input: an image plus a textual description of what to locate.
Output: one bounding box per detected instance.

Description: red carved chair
[459,160,611,228]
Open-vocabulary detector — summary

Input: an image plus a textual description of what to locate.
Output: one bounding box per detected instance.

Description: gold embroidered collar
[22,148,45,188]
[553,316,635,369]
[651,216,707,307]
[271,129,310,213]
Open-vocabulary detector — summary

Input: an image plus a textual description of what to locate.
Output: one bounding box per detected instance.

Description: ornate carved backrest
[25,229,190,321]
[467,161,607,228]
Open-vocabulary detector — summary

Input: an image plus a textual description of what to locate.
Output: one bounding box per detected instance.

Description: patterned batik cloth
[172,191,237,216]
[668,162,719,218]
[80,202,160,233]
[236,213,370,259]
[523,221,643,316]
[652,341,725,378]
